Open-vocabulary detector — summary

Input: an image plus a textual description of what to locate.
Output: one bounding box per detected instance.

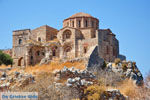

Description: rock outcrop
[107,61,143,85]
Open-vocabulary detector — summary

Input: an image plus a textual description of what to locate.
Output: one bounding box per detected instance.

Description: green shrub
[0,50,13,66]
[114,58,121,65]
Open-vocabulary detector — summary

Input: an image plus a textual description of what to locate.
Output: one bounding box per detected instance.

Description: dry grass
[117,79,138,98]
[0,64,11,69]
[5,60,86,75]
[11,72,80,100]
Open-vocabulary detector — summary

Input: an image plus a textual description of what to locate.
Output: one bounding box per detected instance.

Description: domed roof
[69,12,93,18]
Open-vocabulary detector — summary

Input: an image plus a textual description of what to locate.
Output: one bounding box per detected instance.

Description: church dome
[63,12,99,29]
[69,12,93,18]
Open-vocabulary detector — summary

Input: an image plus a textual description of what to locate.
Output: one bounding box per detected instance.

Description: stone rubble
[53,66,96,88]
[0,71,35,90]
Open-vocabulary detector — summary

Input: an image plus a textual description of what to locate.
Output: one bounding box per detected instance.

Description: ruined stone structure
[12,12,122,67]
[2,49,12,57]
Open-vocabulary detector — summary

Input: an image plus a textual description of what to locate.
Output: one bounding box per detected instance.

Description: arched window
[78,20,81,27]
[64,46,72,52]
[18,39,22,45]
[63,30,72,40]
[36,51,40,56]
[85,20,88,27]
[72,21,74,27]
[38,37,41,42]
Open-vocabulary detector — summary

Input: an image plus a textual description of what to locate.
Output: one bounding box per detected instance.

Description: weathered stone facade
[12,12,123,67]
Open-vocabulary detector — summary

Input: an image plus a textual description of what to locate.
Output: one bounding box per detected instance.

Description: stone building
[12,12,123,67]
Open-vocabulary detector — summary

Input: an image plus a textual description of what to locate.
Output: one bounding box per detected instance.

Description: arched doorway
[64,46,72,58]
[52,49,56,56]
[18,57,23,66]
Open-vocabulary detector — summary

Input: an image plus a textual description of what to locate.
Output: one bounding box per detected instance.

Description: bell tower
[12,29,31,67]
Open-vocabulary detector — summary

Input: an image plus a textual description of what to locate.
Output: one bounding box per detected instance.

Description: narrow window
[19,39,22,45]
[92,21,94,28]
[30,56,33,65]
[85,20,88,27]
[38,37,41,42]
[72,21,74,27]
[84,47,87,53]
[78,20,81,27]
[52,49,56,56]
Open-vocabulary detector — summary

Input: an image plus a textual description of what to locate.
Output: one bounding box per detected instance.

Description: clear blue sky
[0,0,150,76]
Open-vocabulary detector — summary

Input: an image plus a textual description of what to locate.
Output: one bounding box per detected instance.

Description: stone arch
[63,43,72,58]
[18,57,23,66]
[64,46,72,52]
[63,30,72,40]
[64,46,72,58]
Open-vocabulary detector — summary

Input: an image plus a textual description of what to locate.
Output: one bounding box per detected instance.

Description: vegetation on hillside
[0,59,150,99]
[0,50,13,66]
